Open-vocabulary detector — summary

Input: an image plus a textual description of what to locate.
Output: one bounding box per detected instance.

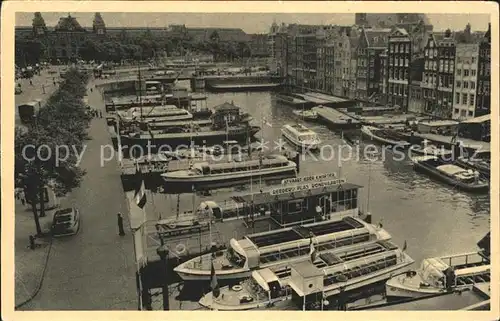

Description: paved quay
[19,79,137,310]
[15,67,63,125]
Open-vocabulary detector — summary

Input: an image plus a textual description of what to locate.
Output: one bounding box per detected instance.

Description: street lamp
[156,244,170,311]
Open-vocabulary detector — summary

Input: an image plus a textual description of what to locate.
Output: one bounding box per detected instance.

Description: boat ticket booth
[232,180,362,228]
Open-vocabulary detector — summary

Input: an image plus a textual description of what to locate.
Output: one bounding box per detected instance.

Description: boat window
[287,199,304,214]
[323,254,398,286]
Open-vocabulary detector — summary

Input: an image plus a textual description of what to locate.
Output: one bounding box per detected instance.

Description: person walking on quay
[117,213,125,236]
[99,111,103,118]
[29,79,33,86]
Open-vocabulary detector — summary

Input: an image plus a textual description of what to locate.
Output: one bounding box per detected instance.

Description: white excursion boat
[161,155,297,189]
[385,250,490,299]
[281,124,321,150]
[174,216,392,281]
[292,109,318,121]
[118,105,193,122]
[199,240,414,310]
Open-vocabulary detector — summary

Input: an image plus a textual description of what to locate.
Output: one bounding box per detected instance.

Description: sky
[16,12,490,34]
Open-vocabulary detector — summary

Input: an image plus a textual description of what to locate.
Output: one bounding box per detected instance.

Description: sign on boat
[282,172,337,185]
[270,179,346,196]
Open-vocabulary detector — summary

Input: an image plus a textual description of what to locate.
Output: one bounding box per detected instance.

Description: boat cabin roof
[214,102,240,112]
[243,216,366,249]
[251,269,280,291]
[292,260,323,278]
[193,155,289,171]
[436,164,470,176]
[283,124,316,135]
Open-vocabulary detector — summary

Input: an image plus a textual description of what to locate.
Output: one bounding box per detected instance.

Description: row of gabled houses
[269,16,491,120]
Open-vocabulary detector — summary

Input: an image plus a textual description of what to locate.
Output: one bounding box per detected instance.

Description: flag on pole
[309,237,317,262]
[134,162,147,209]
[210,260,220,298]
[402,240,407,252]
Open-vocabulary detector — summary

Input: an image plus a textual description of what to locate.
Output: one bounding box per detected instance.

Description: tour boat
[199,240,414,310]
[161,154,297,189]
[118,105,193,122]
[361,126,410,148]
[174,216,392,281]
[281,124,321,150]
[292,109,318,121]
[121,102,260,149]
[455,151,490,179]
[385,250,490,299]
[411,155,489,193]
[408,140,452,158]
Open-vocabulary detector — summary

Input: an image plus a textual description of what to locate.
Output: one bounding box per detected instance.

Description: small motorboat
[411,155,489,193]
[292,109,318,121]
[386,249,490,299]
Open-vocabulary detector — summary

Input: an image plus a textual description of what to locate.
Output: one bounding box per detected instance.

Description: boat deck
[247,218,361,248]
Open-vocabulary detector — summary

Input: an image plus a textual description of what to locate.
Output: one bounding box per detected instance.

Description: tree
[15,68,90,234]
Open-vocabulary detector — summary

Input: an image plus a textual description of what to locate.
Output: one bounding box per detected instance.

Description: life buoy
[175,243,186,255]
[232,285,243,292]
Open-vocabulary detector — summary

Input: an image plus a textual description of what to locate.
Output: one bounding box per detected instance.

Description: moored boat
[161,154,297,189]
[292,109,318,121]
[408,140,453,158]
[455,150,490,179]
[199,239,414,310]
[385,250,490,299]
[121,101,260,149]
[361,125,410,148]
[281,124,321,151]
[174,216,392,281]
[411,155,489,193]
[118,105,193,122]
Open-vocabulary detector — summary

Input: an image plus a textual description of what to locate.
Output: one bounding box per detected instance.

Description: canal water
[201,90,490,269]
[114,84,490,308]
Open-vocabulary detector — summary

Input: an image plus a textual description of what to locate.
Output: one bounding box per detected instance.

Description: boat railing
[441,251,487,267]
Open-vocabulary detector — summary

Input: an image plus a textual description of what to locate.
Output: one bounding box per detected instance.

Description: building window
[469,94,475,106]
[460,109,466,117]
[457,69,461,76]
[470,81,475,89]
[463,81,468,89]
[462,93,467,105]
[471,69,476,76]
[464,69,469,77]
[454,108,459,115]
[471,57,476,63]
[468,110,474,117]
[456,81,461,88]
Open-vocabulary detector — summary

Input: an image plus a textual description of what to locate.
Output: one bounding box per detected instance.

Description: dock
[312,106,361,130]
[206,83,281,92]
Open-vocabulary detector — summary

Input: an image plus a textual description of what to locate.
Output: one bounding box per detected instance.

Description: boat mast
[366,154,372,214]
[138,63,143,121]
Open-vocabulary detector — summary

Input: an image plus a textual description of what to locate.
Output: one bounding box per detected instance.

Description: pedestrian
[90,87,93,93]
[117,213,125,236]
[99,111,103,118]
[21,198,26,206]
[29,79,33,86]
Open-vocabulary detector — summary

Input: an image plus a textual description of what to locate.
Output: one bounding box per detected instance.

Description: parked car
[51,207,80,237]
